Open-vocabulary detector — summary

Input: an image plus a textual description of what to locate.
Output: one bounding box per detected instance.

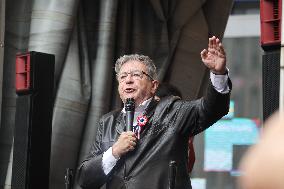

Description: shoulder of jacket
[158,95,181,106]
[100,108,122,120]
[155,95,182,114]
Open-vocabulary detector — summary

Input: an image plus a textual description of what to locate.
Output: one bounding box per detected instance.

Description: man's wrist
[212,68,228,75]
[210,69,230,94]
[112,145,120,159]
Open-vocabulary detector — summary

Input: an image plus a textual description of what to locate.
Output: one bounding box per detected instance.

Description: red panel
[15,53,31,93]
[260,0,282,47]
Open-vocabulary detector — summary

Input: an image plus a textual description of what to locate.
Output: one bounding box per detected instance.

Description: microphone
[125,98,135,131]
[64,168,73,189]
[168,160,177,189]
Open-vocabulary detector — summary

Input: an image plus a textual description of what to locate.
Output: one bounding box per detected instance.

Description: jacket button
[124,176,129,181]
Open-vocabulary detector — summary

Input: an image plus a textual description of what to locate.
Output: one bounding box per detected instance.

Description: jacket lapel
[115,112,125,134]
[139,99,159,137]
[115,98,159,136]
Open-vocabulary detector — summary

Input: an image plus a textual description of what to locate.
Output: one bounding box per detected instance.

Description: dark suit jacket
[77,82,231,189]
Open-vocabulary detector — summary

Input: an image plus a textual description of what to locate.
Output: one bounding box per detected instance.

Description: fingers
[206,36,226,58]
[218,42,226,57]
[122,132,137,152]
[208,36,218,49]
[208,36,214,49]
[200,49,208,60]
[205,36,223,51]
[208,48,225,59]
[208,36,223,51]
[125,131,136,137]
[215,37,221,50]
[121,132,137,143]
[127,140,137,151]
[112,132,138,158]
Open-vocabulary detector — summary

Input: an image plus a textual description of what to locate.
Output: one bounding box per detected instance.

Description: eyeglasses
[117,70,154,82]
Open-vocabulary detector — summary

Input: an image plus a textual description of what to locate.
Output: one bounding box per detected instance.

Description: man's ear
[151,80,159,94]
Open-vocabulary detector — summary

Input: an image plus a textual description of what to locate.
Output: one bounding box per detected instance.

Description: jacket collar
[115,98,159,134]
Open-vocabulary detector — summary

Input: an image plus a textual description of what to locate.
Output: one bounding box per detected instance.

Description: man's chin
[123,95,136,102]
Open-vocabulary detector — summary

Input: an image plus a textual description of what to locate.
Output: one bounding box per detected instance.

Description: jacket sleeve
[77,120,108,189]
[179,79,232,137]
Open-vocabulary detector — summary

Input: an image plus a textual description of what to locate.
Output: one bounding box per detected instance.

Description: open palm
[201,36,226,74]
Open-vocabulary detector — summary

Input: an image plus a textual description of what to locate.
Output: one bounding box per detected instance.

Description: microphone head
[169,161,177,167]
[125,98,135,111]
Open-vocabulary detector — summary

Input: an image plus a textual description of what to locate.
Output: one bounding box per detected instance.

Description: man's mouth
[125,88,135,93]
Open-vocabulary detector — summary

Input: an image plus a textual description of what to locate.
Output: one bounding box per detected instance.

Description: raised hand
[200,36,227,75]
[112,131,137,159]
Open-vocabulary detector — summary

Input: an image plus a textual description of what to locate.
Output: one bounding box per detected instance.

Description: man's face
[117,60,159,106]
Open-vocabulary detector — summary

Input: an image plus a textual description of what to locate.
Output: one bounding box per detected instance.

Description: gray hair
[115,54,158,80]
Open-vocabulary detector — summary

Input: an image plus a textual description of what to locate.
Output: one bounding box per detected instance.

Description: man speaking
[77,36,231,189]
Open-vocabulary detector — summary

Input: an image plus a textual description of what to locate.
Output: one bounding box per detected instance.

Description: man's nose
[125,73,134,83]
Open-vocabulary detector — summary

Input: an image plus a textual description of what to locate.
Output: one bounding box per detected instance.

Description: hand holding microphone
[112,131,137,159]
[112,98,136,159]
